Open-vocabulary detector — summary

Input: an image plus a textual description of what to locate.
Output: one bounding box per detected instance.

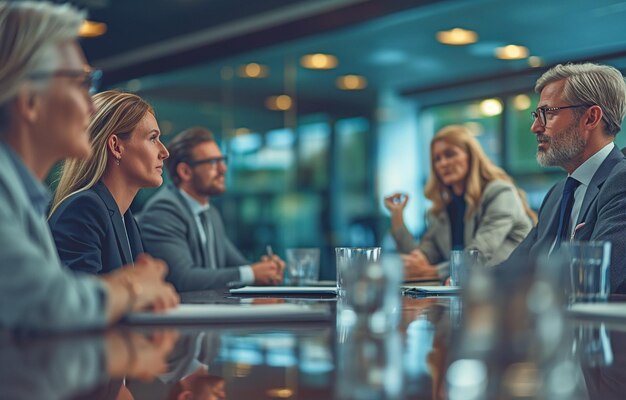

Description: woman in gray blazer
[385,125,536,280]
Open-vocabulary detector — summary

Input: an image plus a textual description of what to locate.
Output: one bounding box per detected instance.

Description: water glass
[448,250,465,287]
[335,247,381,298]
[285,248,320,286]
[449,248,483,287]
[562,241,611,303]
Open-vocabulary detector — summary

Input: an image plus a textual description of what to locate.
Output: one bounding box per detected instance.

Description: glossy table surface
[2,289,625,400]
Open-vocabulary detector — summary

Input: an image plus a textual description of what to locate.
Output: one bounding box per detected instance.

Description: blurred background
[59,0,626,277]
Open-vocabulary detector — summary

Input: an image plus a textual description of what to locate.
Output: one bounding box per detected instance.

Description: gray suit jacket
[138,185,248,291]
[391,180,533,276]
[500,146,626,293]
[0,144,107,332]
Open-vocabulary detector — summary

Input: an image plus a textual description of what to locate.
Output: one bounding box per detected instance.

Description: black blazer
[49,181,144,275]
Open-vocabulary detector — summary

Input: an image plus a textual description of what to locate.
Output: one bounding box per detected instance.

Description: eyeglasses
[531,104,587,127]
[186,156,228,167]
[28,69,103,95]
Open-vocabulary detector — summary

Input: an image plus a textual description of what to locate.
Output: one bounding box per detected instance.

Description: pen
[266,245,274,257]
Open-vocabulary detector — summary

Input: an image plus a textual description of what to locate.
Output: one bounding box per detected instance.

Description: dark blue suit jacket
[49,181,144,275]
[498,146,626,293]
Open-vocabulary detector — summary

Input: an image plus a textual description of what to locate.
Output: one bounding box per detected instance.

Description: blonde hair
[50,90,154,215]
[424,125,537,223]
[0,2,84,109]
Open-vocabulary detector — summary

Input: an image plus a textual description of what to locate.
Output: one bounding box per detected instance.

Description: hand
[251,258,283,285]
[261,254,285,278]
[107,253,180,312]
[106,329,179,380]
[401,249,438,280]
[384,193,409,214]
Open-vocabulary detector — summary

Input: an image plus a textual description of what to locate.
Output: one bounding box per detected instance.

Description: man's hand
[251,255,285,285]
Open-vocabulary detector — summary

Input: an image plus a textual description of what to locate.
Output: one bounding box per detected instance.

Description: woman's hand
[384,193,409,214]
[401,249,438,280]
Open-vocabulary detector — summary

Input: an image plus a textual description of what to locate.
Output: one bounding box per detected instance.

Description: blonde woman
[49,90,169,274]
[384,125,536,280]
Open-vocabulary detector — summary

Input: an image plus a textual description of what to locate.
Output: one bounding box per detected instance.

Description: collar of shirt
[1,142,51,216]
[178,188,210,216]
[570,142,615,186]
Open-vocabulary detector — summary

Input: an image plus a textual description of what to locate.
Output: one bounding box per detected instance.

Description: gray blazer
[0,144,107,332]
[138,185,248,291]
[500,146,626,294]
[391,180,533,277]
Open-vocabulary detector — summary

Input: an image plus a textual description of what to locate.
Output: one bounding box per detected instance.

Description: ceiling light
[528,56,543,68]
[479,99,503,116]
[79,20,107,38]
[238,63,269,78]
[336,74,367,90]
[463,122,483,136]
[126,79,141,92]
[436,28,478,45]
[265,95,293,111]
[266,388,294,398]
[495,45,529,60]
[234,127,251,135]
[300,53,338,69]
[513,94,531,111]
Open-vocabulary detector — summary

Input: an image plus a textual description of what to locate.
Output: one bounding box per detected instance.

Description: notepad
[403,285,460,295]
[125,303,331,325]
[229,286,338,295]
[568,303,626,320]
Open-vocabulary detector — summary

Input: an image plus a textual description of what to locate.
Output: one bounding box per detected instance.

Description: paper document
[125,303,331,325]
[568,303,626,319]
[403,285,460,295]
[230,286,337,295]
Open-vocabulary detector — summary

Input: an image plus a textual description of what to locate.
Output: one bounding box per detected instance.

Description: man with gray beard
[497,63,626,294]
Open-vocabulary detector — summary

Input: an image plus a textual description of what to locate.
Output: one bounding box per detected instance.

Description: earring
[115,157,120,166]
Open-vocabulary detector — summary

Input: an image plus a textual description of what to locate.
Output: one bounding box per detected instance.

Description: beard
[191,173,225,197]
[536,121,586,168]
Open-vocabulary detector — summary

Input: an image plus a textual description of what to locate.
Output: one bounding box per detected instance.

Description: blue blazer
[49,181,144,275]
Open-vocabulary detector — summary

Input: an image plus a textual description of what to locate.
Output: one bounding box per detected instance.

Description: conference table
[2,288,625,400]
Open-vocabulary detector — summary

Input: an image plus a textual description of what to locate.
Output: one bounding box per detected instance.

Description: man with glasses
[499,63,626,294]
[139,127,285,291]
[0,1,178,332]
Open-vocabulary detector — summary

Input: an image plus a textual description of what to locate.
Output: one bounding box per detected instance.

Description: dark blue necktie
[555,177,581,248]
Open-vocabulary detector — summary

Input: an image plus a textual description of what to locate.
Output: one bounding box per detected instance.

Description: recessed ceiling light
[463,121,483,136]
[265,95,293,111]
[237,63,269,78]
[480,98,503,116]
[266,388,294,398]
[513,94,531,110]
[79,20,107,38]
[336,74,367,90]
[300,53,338,69]
[436,28,478,45]
[495,45,529,60]
[528,56,543,67]
[234,127,251,135]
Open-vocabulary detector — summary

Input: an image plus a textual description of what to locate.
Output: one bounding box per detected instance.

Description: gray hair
[0,1,85,124]
[535,63,626,136]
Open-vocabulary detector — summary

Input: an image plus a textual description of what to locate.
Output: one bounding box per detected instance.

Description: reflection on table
[2,289,626,399]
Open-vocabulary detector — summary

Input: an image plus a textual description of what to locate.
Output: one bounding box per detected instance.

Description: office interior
[65,0,626,279]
